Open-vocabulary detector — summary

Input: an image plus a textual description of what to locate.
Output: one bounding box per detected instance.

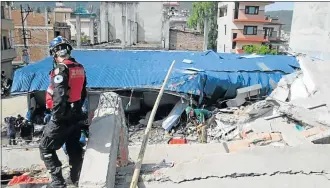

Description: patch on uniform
[54,75,63,84]
[54,68,60,75]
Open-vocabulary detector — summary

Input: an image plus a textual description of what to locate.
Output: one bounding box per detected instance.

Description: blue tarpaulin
[11,50,299,99]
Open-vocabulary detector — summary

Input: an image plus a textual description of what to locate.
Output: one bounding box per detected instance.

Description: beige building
[217,1,284,53]
[1,1,17,79]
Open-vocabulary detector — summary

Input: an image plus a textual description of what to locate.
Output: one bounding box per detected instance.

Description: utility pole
[20,4,32,65]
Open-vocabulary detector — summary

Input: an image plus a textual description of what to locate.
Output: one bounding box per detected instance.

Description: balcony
[233,18,271,24]
[232,29,269,43]
[1,48,17,62]
[1,18,14,30]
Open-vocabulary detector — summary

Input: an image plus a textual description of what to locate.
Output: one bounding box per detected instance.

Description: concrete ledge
[1,148,66,173]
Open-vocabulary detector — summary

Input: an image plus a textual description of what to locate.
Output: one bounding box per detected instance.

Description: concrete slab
[247,118,273,133]
[79,92,125,188]
[128,143,228,164]
[1,148,66,172]
[152,145,330,184]
[122,174,330,188]
[279,104,330,128]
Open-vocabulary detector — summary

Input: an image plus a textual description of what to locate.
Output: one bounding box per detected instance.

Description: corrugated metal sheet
[11,50,299,99]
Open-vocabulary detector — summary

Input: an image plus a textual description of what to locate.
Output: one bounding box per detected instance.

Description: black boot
[49,166,67,188]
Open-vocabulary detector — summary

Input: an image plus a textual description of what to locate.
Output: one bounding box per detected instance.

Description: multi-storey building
[1,1,17,79]
[217,1,284,53]
[12,4,71,63]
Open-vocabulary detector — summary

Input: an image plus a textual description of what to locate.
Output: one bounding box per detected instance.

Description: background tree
[187,2,218,51]
[243,45,278,55]
[81,32,89,44]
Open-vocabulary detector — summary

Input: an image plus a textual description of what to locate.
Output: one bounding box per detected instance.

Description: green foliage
[187,2,218,51]
[36,7,41,13]
[81,32,89,44]
[243,45,278,55]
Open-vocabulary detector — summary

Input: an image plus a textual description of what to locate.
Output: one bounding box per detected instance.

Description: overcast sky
[265,2,294,11]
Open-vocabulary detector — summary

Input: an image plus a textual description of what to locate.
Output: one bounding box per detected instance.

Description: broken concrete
[150,145,330,183]
[162,100,188,132]
[270,119,312,146]
[116,145,330,188]
[1,148,66,173]
[79,92,128,188]
[278,104,330,128]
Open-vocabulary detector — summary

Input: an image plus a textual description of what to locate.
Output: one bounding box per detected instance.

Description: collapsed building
[4,50,330,187]
[10,50,299,143]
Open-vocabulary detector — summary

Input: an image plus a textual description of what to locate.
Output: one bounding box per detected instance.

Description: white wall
[136,2,163,43]
[69,19,91,38]
[217,2,234,53]
[289,2,330,61]
[103,2,162,45]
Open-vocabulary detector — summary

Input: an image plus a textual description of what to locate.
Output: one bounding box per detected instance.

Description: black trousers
[8,134,16,145]
[39,119,83,187]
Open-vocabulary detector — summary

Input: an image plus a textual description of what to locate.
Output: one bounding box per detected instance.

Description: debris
[168,138,187,145]
[162,100,188,132]
[264,103,326,121]
[278,104,330,128]
[182,59,193,64]
[226,84,262,107]
[8,174,49,186]
[236,84,262,99]
[218,107,239,113]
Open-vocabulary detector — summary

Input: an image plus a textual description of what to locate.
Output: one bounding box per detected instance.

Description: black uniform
[39,60,87,187]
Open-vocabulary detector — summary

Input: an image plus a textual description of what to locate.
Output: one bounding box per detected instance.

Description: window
[1,6,5,19]
[263,27,274,37]
[219,6,227,17]
[232,42,237,49]
[243,26,258,35]
[234,2,239,19]
[268,27,274,37]
[2,36,8,50]
[245,6,259,15]
[224,25,226,35]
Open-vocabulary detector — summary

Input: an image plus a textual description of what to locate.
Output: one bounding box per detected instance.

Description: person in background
[1,71,5,80]
[5,117,17,145]
[185,106,212,143]
[15,114,24,131]
[39,36,87,187]
[20,120,34,144]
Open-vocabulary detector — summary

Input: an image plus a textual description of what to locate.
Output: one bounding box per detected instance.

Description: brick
[227,140,250,152]
[169,29,203,51]
[270,132,283,142]
[247,133,272,143]
[302,127,327,138]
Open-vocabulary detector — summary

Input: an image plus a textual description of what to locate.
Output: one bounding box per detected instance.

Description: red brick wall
[12,10,55,62]
[169,30,203,51]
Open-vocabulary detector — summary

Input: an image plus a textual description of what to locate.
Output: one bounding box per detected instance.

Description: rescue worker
[185,107,212,143]
[39,36,87,187]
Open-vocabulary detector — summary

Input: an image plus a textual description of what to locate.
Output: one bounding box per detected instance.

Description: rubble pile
[126,56,330,148]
